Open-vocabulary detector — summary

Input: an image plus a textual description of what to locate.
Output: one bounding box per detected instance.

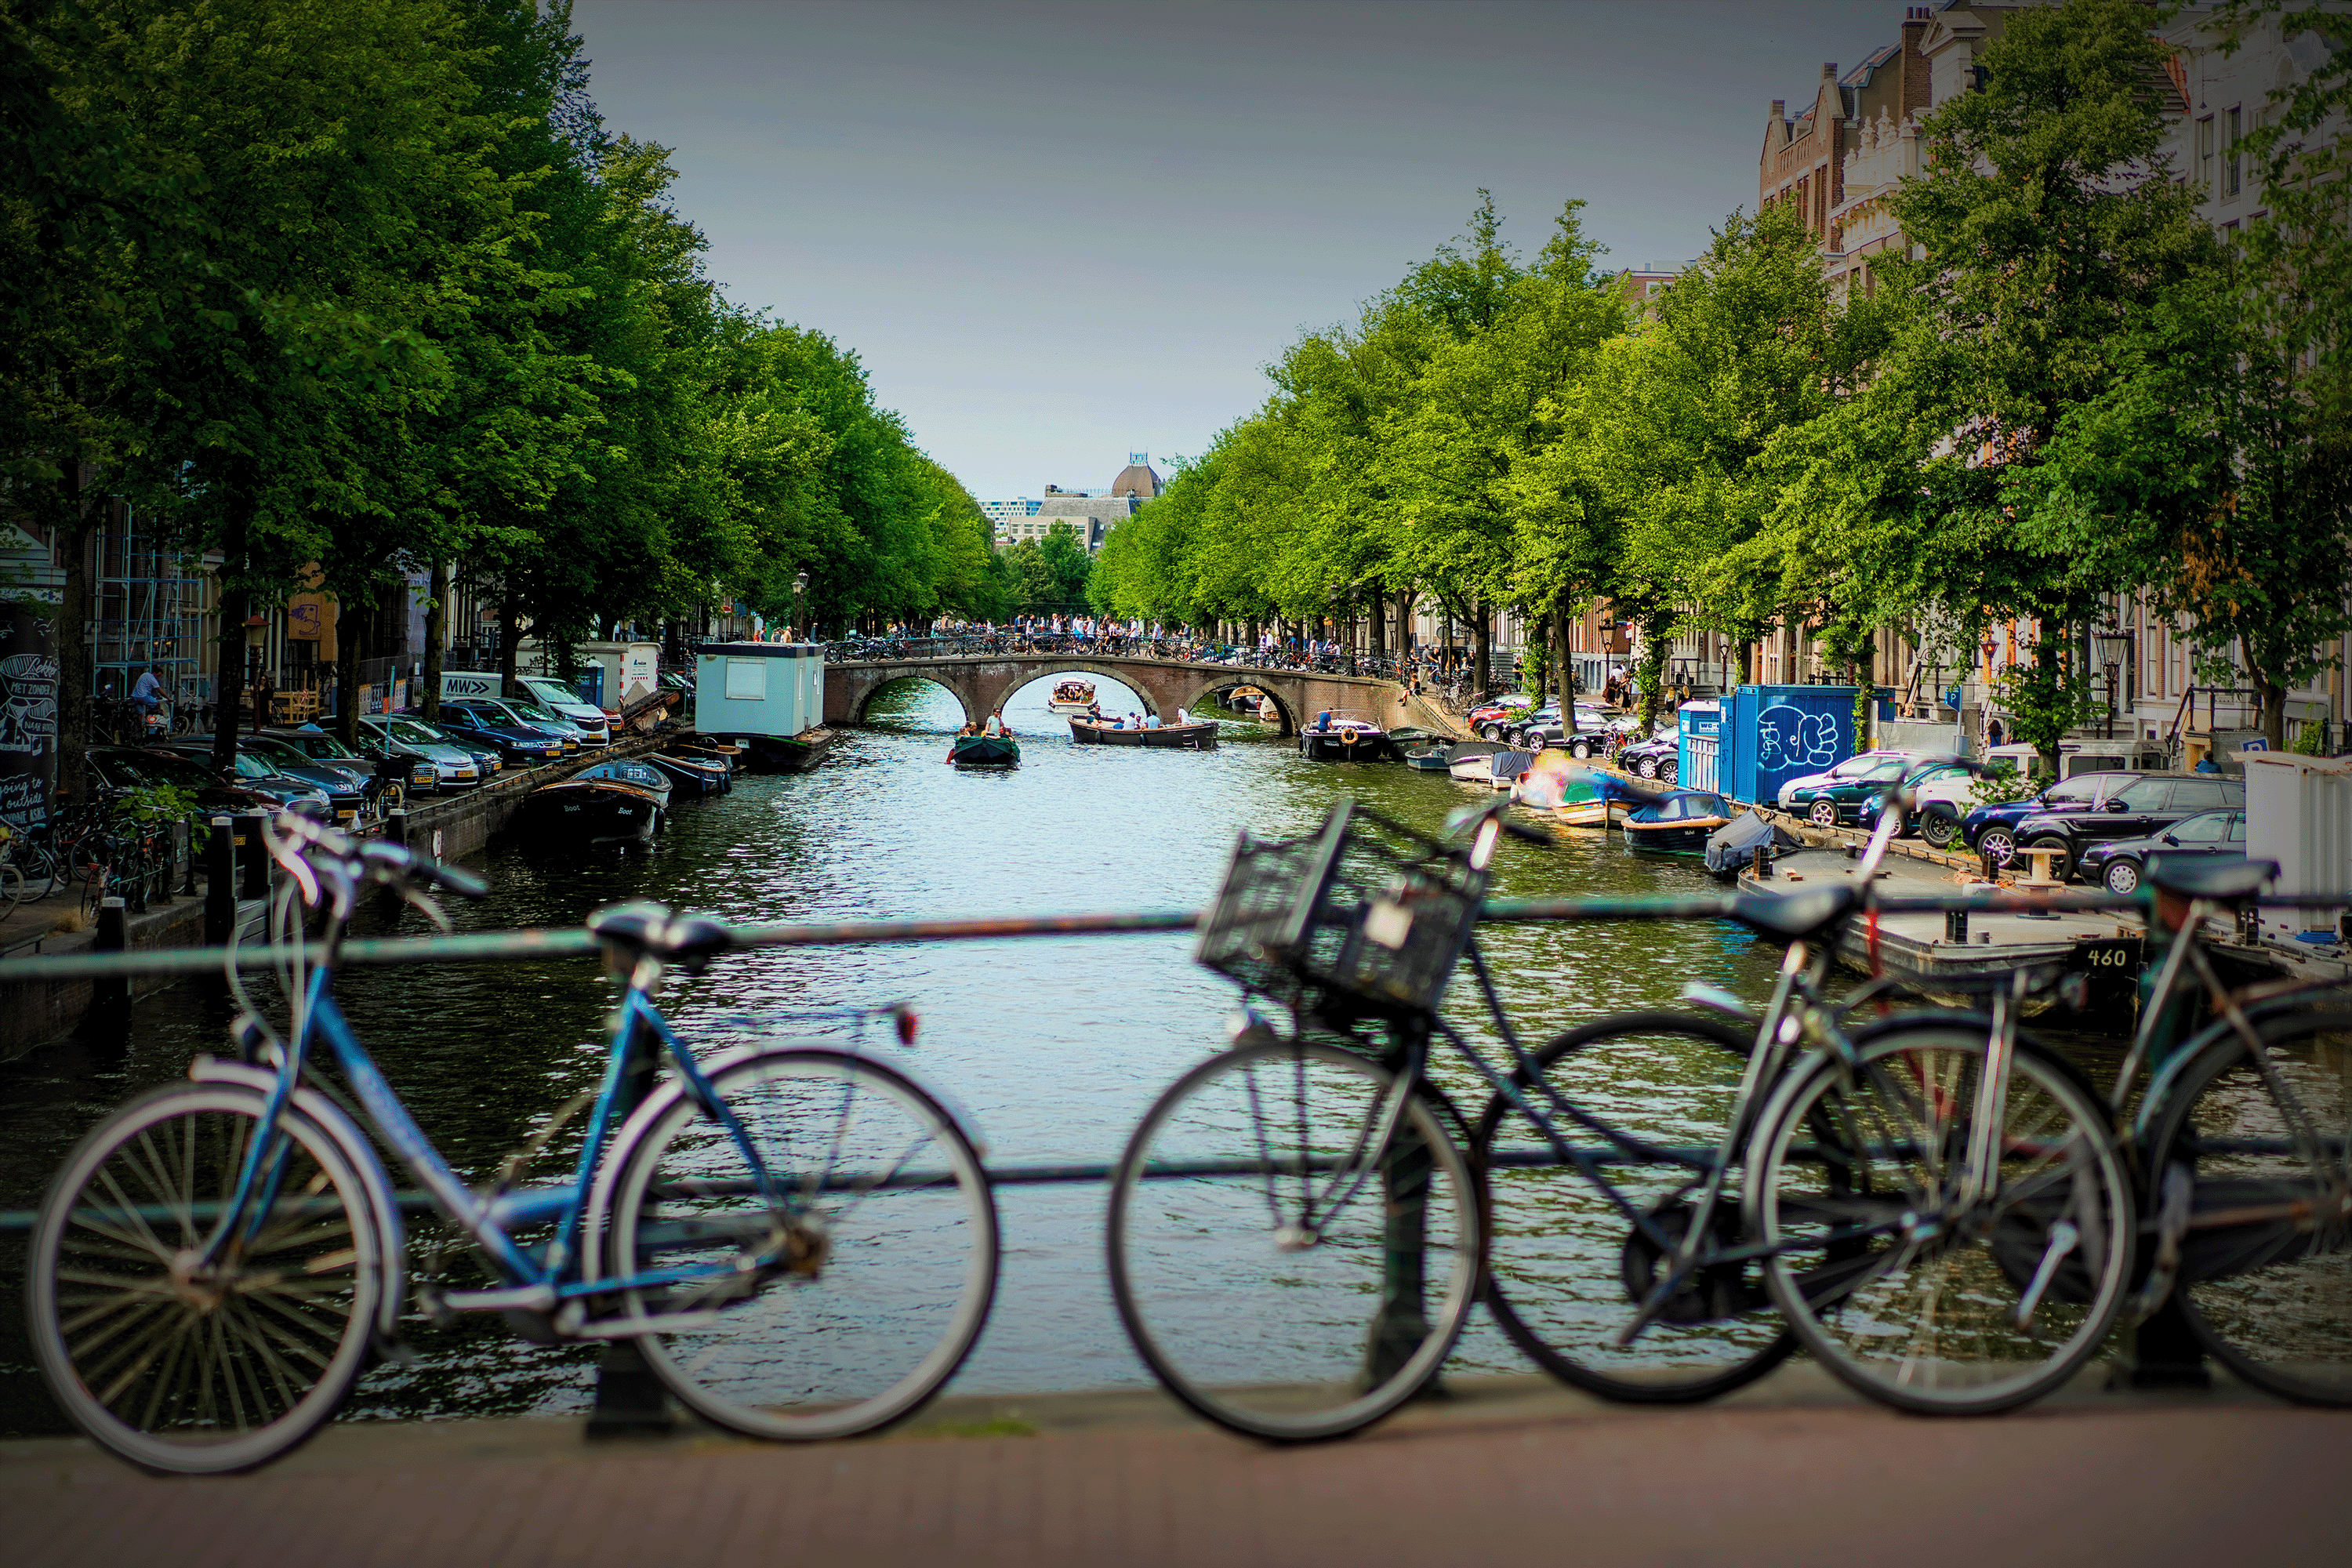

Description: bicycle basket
[1196,799,1491,1018]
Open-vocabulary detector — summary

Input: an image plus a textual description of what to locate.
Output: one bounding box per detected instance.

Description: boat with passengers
[1047,679,1097,716]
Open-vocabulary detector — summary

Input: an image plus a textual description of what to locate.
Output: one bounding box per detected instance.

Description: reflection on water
[2,673,1791,1432]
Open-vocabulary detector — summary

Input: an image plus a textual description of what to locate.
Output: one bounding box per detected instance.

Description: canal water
[0,674,1788,1434]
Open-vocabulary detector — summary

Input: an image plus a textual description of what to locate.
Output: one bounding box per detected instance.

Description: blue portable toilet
[1676,700,1722,793]
[1724,685,1860,806]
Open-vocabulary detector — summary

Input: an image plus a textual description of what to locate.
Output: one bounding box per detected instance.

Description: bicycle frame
[198,957,805,1319]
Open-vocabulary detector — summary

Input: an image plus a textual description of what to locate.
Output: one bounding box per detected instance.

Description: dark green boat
[950,733,1020,767]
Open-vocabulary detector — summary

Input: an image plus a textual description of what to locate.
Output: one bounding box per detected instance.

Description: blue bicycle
[27,815,999,1474]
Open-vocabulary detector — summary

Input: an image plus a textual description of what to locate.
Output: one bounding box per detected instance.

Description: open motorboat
[574,757,673,815]
[1623,789,1735,855]
[1069,715,1218,750]
[1048,679,1097,716]
[506,775,663,850]
[951,733,1020,767]
[1450,747,1530,787]
[1299,709,1398,762]
[646,750,731,798]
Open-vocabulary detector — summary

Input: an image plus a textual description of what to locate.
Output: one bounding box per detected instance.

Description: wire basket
[1196,800,1490,1018]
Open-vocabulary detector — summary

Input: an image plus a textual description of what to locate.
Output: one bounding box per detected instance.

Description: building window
[2197,114,2214,195]
[2225,107,2241,197]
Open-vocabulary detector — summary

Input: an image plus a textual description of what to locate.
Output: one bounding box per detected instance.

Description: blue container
[1676,700,1722,793]
[1724,685,1860,807]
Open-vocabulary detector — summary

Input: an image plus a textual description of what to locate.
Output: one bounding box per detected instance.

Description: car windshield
[243,739,304,767]
[504,699,564,724]
[380,720,443,746]
[283,732,358,760]
[521,679,580,707]
[104,750,215,787]
[221,753,275,779]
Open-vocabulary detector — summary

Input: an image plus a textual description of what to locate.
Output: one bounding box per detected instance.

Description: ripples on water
[0,673,1791,1431]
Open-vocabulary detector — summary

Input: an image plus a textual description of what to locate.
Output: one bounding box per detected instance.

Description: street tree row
[1089,0,2349,762]
[2,0,1003,794]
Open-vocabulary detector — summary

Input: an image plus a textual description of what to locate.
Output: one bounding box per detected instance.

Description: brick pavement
[5,1370,2348,1568]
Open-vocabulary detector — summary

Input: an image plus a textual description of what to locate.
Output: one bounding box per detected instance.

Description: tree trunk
[1550,601,1570,702]
[1471,601,1491,699]
[421,557,448,722]
[211,516,249,776]
[54,466,98,803]
[1527,610,1548,707]
[334,604,367,748]
[2256,670,2287,750]
[495,602,521,688]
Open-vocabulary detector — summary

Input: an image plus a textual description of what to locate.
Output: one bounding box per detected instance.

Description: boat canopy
[1636,789,1731,822]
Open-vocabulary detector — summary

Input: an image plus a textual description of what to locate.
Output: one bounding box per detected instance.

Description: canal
[0,673,1788,1435]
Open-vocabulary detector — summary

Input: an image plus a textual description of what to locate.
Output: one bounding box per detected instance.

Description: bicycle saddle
[2143,854,2277,903]
[589,902,735,967]
[1723,884,1860,942]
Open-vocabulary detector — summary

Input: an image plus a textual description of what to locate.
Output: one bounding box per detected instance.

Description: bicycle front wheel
[1749,1028,2134,1414]
[1107,1039,1483,1441]
[1474,1013,1795,1403]
[2142,1005,2352,1405]
[27,1083,383,1475]
[604,1047,998,1441]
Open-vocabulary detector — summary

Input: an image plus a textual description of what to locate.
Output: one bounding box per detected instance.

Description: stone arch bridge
[824,654,1451,738]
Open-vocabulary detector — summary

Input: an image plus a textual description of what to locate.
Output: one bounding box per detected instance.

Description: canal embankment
[0,732,671,1058]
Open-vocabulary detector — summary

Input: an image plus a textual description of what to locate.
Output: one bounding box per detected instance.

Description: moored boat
[505,776,663,849]
[575,757,675,815]
[1069,717,1219,750]
[1450,747,1530,787]
[951,733,1020,767]
[1298,710,1398,762]
[647,750,731,797]
[1623,788,1734,855]
[1403,746,1454,771]
[1227,684,1267,713]
[1048,679,1098,716]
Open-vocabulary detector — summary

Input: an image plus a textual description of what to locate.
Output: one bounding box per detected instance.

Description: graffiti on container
[1757,702,1842,772]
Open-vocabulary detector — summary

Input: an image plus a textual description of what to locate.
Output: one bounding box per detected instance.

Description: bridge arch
[989,664,1156,719]
[1176,674,1296,735]
[844,672,981,728]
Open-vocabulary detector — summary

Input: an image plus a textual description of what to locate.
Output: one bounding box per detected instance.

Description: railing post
[586,1002,674,1437]
[180,818,198,899]
[386,808,408,851]
[94,896,129,1016]
[204,816,235,945]
[1363,1112,1437,1396]
[239,810,269,901]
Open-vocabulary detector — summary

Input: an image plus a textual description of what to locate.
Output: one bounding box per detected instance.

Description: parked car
[1467,695,1534,740]
[426,700,569,764]
[165,737,373,828]
[2076,807,2248,895]
[146,747,336,822]
[262,725,428,808]
[384,714,509,781]
[1617,726,1682,782]
[1960,771,2141,868]
[83,746,283,816]
[2012,773,2245,882]
[510,676,611,746]
[468,694,592,750]
[1774,750,1933,810]
[1781,753,1969,829]
[358,715,485,792]
[1519,704,1642,757]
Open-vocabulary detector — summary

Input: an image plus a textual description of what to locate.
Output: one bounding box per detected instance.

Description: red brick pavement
[6,1384,2347,1568]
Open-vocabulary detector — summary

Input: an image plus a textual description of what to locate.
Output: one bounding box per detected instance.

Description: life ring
[1341,728,1358,748]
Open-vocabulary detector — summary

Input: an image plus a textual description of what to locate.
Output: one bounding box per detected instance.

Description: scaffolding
[92,506,209,713]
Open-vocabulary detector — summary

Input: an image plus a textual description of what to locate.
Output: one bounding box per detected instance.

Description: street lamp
[793,570,810,643]
[2092,627,2133,740]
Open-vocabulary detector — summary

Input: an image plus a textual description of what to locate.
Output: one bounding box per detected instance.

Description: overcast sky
[568,0,1899,499]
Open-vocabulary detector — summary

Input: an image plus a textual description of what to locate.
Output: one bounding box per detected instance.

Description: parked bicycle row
[15,782,2346,1475]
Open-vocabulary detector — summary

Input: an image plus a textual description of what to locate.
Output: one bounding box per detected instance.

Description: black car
[84,746,281,816]
[158,740,352,822]
[415,702,564,765]
[1961,771,2143,867]
[2012,773,2245,882]
[2075,808,2248,895]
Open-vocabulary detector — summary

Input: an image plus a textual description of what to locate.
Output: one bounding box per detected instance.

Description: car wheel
[1807,798,1839,828]
[1976,826,2017,867]
[2103,858,2141,896]
[1569,739,1592,760]
[1919,810,1961,851]
[1635,757,1658,779]
[1659,760,1677,785]
[1482,724,1503,742]
[2027,835,2073,882]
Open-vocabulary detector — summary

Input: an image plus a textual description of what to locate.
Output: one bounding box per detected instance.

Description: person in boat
[947,721,974,762]
[984,708,1008,737]
[1315,709,1331,731]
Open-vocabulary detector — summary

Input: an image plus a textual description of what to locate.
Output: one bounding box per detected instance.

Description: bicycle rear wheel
[2142,1006,2352,1405]
[1474,1014,1795,1403]
[1748,1027,2133,1414]
[604,1047,997,1440]
[27,1083,382,1474]
[1107,1038,1482,1441]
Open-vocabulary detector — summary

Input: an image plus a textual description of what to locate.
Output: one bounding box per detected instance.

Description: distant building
[993,457,1163,552]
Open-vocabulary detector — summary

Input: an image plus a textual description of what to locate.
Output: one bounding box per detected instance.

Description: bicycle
[27,815,1000,1475]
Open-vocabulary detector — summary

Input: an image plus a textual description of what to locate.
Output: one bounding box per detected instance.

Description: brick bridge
[823,655,1456,738]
